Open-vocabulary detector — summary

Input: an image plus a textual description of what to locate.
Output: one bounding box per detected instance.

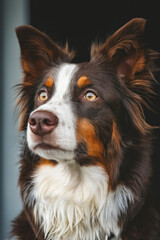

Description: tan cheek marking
[77,76,91,88]
[76,119,120,190]
[36,158,57,168]
[77,118,104,158]
[44,77,54,88]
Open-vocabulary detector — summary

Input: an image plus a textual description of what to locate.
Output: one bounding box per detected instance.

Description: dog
[11,18,160,240]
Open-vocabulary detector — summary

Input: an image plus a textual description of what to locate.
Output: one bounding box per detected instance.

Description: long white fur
[26,162,133,240]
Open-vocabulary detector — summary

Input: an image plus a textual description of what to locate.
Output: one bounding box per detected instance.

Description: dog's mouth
[34,143,65,151]
[33,142,75,162]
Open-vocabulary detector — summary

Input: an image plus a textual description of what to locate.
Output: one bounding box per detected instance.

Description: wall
[0,0,29,239]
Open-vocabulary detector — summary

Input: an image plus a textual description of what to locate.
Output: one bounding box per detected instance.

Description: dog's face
[27,61,120,163]
[16,18,155,187]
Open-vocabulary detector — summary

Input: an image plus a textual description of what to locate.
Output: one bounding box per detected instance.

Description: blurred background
[0,0,160,239]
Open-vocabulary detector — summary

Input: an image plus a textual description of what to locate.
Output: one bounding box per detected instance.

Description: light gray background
[0,0,29,239]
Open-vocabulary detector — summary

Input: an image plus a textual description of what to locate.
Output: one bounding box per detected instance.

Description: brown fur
[11,18,160,239]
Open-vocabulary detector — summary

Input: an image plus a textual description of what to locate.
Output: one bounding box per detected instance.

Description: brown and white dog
[11,18,160,240]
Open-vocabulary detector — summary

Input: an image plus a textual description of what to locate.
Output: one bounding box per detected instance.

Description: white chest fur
[27,162,133,240]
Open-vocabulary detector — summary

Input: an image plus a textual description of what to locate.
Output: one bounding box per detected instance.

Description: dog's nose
[29,110,58,136]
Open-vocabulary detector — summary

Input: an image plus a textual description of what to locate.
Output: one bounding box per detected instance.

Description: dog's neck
[24,161,132,240]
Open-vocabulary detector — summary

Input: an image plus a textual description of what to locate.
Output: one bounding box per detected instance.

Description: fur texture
[11,18,160,240]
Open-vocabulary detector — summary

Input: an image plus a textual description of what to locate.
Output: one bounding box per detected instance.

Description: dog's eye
[39,91,48,101]
[84,91,98,101]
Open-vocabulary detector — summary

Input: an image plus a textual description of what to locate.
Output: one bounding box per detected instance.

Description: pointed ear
[16,25,74,79]
[91,18,147,80]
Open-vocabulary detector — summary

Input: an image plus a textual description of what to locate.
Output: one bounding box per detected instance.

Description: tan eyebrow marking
[77,76,91,88]
[44,77,54,88]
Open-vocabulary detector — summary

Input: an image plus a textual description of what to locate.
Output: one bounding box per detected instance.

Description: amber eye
[84,91,97,101]
[39,91,48,101]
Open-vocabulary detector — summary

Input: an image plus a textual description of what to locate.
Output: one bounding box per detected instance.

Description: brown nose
[29,110,58,136]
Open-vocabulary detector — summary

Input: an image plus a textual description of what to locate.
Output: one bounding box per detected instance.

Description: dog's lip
[34,143,71,152]
[34,143,62,151]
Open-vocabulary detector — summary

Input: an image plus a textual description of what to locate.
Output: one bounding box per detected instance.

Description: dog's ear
[91,18,158,135]
[16,26,74,131]
[16,25,73,80]
[91,18,147,80]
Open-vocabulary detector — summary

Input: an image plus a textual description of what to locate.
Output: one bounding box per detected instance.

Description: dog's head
[16,18,157,187]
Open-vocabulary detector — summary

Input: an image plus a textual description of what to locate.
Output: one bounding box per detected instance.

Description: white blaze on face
[27,63,78,161]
